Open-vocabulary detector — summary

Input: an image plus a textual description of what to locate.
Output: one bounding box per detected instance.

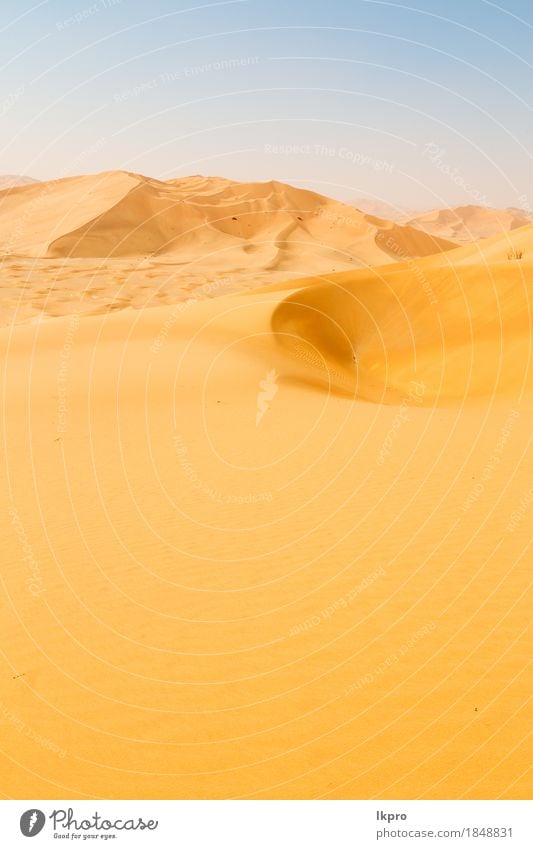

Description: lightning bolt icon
[28,811,38,833]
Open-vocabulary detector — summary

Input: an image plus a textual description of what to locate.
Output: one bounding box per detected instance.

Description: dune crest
[1,260,530,799]
[272,259,532,402]
[0,170,458,264]
[0,166,531,800]
[407,204,533,244]
[0,171,465,327]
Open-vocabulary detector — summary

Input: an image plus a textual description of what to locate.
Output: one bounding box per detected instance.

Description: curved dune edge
[0,288,531,799]
[0,174,531,802]
[272,258,533,403]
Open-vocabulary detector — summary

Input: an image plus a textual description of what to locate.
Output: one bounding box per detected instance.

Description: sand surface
[0,174,531,800]
[407,204,533,244]
[1,172,458,328]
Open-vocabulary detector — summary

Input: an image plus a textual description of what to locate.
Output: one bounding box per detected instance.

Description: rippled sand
[0,174,531,799]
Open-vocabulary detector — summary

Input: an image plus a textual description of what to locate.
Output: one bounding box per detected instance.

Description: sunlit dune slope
[272,258,532,402]
[0,170,531,800]
[374,222,456,259]
[0,170,457,267]
[435,221,533,265]
[0,172,465,328]
[0,257,531,800]
[400,221,533,275]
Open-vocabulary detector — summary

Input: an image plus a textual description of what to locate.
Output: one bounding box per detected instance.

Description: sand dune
[272,258,532,401]
[407,204,532,244]
[403,221,533,272]
[0,170,530,801]
[452,220,533,264]
[0,172,461,327]
[0,229,530,798]
[0,170,456,264]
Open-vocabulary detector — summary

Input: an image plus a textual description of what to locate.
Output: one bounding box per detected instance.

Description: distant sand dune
[0,170,459,265]
[407,204,533,244]
[435,220,533,265]
[0,171,465,327]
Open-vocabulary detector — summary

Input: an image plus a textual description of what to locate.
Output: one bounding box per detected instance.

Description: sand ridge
[272,258,533,402]
[407,204,533,244]
[0,171,530,800]
[0,170,458,263]
[0,239,531,798]
[0,172,460,327]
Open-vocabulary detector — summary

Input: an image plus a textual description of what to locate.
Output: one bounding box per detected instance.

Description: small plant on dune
[507,248,524,260]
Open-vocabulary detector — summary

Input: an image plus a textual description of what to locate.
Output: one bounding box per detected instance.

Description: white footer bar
[1,800,531,848]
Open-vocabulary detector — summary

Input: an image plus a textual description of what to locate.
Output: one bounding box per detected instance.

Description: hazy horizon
[3,168,533,215]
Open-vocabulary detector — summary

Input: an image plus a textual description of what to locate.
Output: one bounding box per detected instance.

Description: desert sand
[407,204,533,244]
[0,172,531,800]
[0,172,457,328]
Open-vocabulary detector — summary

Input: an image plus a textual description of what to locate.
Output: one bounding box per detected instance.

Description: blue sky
[1,0,532,208]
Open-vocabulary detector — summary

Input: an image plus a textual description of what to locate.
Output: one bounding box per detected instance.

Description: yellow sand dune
[438,221,533,266]
[272,258,532,401]
[408,204,532,244]
[0,172,461,328]
[0,171,456,265]
[390,221,533,277]
[0,244,530,799]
